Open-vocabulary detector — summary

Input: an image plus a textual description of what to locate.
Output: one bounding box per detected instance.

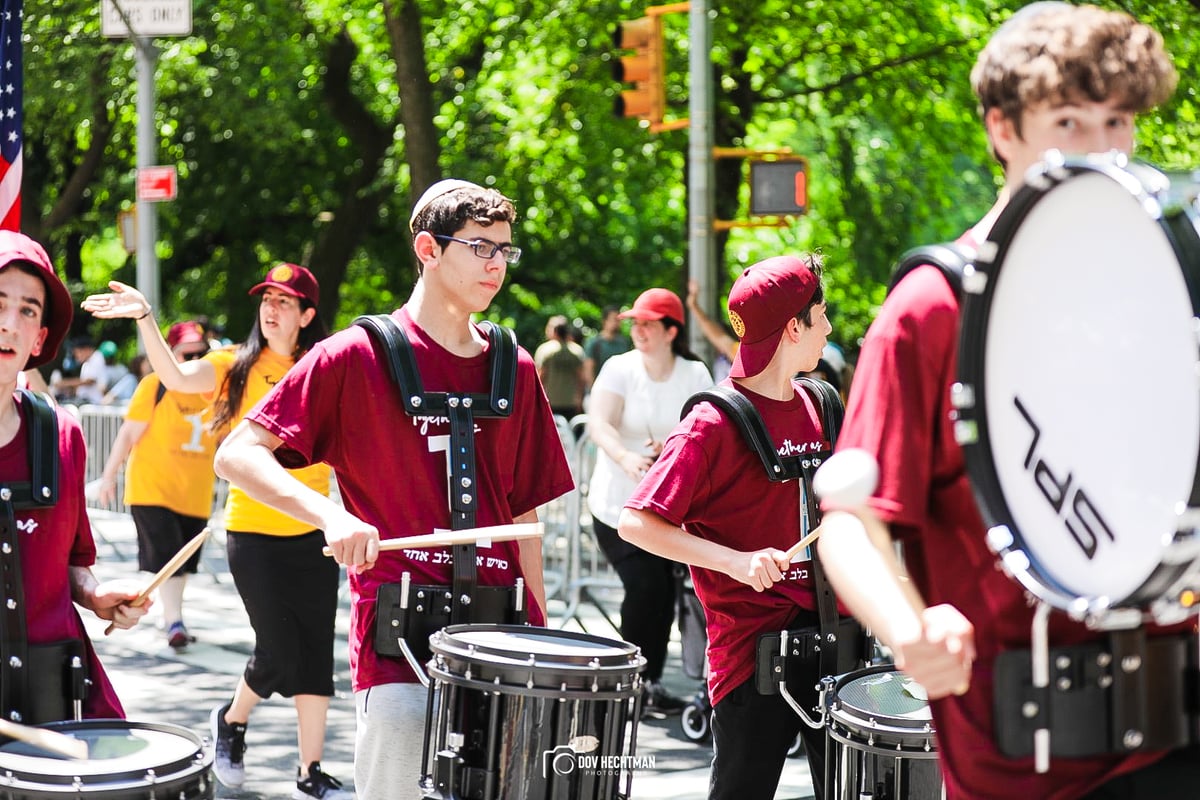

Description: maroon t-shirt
[838,247,1189,798]
[6,396,123,718]
[249,308,574,691]
[625,379,835,706]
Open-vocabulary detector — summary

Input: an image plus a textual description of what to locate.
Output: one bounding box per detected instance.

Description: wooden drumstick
[783,528,822,561]
[0,718,88,759]
[104,527,210,636]
[321,522,545,558]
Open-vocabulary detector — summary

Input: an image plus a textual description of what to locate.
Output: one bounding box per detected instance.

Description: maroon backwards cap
[0,230,73,369]
[249,263,320,307]
[727,255,819,379]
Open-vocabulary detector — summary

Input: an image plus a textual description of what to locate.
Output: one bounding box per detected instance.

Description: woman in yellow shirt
[84,265,350,800]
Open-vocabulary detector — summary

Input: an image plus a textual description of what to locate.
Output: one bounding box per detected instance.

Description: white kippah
[408,179,483,233]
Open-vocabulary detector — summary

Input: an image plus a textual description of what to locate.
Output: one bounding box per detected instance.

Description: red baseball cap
[0,231,73,369]
[249,263,319,307]
[619,288,685,324]
[727,255,820,379]
[167,320,206,349]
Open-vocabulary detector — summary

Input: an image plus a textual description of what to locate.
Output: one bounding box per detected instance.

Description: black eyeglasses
[433,235,522,265]
[179,350,206,362]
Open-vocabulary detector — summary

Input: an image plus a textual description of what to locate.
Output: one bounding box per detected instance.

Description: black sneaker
[293,761,353,800]
[209,702,247,788]
[643,681,687,716]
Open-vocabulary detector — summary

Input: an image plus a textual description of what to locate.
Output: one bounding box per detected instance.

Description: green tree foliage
[20,0,1200,356]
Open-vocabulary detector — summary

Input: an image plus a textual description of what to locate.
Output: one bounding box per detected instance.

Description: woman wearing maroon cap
[586,287,713,713]
[94,318,217,651]
[84,266,351,800]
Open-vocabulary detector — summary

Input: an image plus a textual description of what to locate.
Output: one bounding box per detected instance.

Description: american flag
[0,0,21,231]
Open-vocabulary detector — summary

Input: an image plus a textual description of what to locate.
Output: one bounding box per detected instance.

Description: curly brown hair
[971,3,1177,140]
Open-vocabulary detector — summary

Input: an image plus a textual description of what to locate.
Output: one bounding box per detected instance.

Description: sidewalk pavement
[84,510,815,799]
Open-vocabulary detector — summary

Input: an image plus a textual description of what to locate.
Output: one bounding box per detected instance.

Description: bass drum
[954,151,1200,624]
[0,719,213,799]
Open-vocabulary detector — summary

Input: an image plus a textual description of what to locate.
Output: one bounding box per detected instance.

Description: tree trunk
[384,0,442,203]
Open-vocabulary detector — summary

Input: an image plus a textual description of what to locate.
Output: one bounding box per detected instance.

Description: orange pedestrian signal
[749,159,808,216]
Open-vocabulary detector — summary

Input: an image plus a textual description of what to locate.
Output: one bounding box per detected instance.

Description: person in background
[53,337,108,405]
[83,265,349,800]
[817,5,1196,799]
[586,287,713,714]
[685,279,738,383]
[582,305,631,389]
[94,320,219,651]
[534,314,586,419]
[102,355,151,405]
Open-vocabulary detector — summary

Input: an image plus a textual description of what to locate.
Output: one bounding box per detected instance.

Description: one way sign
[137,166,178,202]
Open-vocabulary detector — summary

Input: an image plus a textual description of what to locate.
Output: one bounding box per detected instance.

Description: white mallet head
[814,448,880,511]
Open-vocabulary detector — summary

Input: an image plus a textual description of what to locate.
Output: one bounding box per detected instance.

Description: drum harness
[353,315,528,689]
[0,390,90,726]
[681,378,871,730]
[892,242,1200,772]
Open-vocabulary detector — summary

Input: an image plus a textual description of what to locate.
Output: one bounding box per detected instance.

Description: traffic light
[612,15,664,124]
[749,158,808,216]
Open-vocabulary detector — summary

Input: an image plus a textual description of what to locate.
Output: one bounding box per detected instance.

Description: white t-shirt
[586,350,713,527]
[75,350,109,405]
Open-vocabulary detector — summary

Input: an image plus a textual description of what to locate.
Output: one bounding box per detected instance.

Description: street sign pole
[135,38,160,316]
[687,0,715,362]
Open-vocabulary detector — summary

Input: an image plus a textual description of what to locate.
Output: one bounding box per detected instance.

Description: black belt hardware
[995,629,1200,759]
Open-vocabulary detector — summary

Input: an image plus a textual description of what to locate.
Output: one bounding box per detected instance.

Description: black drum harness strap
[0,390,75,725]
[680,379,870,726]
[354,316,524,680]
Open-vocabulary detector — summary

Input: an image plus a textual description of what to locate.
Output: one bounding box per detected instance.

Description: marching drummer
[0,230,147,726]
[620,254,847,800]
[817,4,1199,799]
[212,179,574,800]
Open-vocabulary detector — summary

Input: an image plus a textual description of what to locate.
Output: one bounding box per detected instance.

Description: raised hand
[81,281,151,320]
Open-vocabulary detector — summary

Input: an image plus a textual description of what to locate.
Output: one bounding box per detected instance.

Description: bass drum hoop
[428,624,645,699]
[825,665,937,759]
[957,154,1200,615]
[0,719,211,791]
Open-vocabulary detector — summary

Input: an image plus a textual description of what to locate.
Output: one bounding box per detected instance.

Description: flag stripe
[0,0,23,231]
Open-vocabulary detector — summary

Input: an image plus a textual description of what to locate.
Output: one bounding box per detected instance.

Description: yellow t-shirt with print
[123,374,218,518]
[207,346,331,536]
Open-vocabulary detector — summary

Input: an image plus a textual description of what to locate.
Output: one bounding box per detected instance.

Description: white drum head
[982,169,1200,602]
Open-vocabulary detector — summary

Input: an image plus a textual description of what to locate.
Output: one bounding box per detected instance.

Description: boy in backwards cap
[619,254,839,800]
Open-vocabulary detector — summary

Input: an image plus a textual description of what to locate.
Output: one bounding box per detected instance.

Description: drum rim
[957,153,1200,617]
[432,623,642,664]
[826,664,935,735]
[0,719,213,786]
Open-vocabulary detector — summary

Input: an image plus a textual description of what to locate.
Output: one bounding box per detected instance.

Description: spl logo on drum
[542,736,655,778]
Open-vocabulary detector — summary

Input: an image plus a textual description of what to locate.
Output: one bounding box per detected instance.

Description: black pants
[1080,743,1200,799]
[710,670,828,800]
[592,518,676,681]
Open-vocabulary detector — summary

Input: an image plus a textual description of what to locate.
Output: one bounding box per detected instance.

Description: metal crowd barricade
[554,415,624,634]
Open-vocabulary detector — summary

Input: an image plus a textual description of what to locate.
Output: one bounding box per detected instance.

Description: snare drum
[954,151,1200,624]
[421,624,646,800]
[825,665,942,800]
[0,719,213,799]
